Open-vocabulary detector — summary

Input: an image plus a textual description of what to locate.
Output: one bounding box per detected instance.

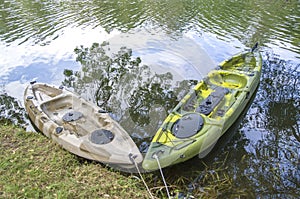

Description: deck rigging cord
[153,154,171,199]
[130,154,154,199]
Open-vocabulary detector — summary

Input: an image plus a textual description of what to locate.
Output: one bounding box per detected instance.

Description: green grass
[0,125,150,199]
[0,124,250,199]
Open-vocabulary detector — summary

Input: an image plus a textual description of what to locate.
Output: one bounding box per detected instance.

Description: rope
[153,154,171,199]
[131,155,154,199]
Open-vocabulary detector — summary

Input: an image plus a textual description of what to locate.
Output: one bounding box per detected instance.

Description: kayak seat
[209,71,248,89]
[196,87,229,115]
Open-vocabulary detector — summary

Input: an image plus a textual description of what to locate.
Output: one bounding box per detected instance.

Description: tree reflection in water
[0,92,28,128]
[239,53,300,197]
[63,42,197,151]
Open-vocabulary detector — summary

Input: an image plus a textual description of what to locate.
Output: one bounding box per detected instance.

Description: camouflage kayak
[24,82,143,168]
[142,46,262,171]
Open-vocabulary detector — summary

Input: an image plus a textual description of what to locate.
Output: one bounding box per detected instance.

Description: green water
[1,0,299,198]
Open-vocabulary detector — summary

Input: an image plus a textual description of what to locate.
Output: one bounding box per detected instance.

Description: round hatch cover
[62,111,83,122]
[171,113,204,138]
[90,129,114,144]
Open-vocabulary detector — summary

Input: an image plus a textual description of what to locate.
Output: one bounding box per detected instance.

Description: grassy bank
[0,125,151,198]
[0,124,249,198]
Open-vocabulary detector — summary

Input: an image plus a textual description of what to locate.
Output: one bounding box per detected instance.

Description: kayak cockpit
[40,94,111,138]
[208,71,248,89]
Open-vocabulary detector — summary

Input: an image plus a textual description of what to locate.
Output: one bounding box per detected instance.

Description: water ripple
[1,0,299,57]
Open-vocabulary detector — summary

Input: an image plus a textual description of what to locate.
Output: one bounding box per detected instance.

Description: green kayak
[142,46,262,171]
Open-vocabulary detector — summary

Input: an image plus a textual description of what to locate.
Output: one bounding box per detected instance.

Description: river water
[0,0,299,198]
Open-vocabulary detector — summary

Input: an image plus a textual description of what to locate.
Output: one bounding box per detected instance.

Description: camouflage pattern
[143,49,262,171]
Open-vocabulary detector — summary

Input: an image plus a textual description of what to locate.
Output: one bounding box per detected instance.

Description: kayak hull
[24,83,143,168]
[142,50,262,171]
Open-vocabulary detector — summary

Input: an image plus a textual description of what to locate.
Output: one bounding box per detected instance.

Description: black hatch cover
[62,111,83,122]
[90,129,114,144]
[171,113,204,138]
